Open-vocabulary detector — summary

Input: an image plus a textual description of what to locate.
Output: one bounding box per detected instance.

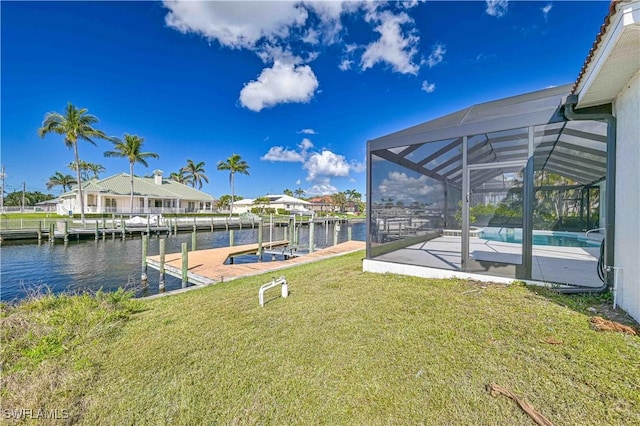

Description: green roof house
[57,170,214,215]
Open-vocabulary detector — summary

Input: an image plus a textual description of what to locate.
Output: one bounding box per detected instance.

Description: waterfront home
[364,0,640,322]
[232,194,312,215]
[56,170,215,215]
[308,195,360,214]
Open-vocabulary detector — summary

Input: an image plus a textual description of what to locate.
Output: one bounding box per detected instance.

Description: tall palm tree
[217,154,250,216]
[47,171,77,192]
[104,134,159,213]
[182,159,209,189]
[294,188,305,198]
[38,103,110,223]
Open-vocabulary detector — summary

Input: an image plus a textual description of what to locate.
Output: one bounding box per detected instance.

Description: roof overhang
[574,0,640,107]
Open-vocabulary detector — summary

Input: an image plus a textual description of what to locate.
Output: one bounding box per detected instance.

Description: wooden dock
[146,240,365,287]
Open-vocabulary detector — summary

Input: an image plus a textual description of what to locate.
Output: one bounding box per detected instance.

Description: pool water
[478,231,600,248]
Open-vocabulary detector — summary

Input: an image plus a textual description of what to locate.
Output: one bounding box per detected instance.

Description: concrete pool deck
[372,236,602,288]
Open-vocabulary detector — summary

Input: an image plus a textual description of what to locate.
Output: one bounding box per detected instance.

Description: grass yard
[2,251,639,425]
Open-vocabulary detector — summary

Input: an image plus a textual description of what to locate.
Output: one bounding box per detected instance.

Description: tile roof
[572,0,625,94]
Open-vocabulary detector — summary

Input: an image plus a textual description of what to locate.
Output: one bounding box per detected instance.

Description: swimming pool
[478,228,600,248]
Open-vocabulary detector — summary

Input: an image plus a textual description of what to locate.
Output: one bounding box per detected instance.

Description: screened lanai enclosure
[366,84,613,288]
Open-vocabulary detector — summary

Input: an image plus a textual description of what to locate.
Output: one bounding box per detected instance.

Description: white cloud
[261,146,305,162]
[303,1,354,44]
[297,128,317,135]
[239,61,319,112]
[338,59,353,71]
[305,180,339,196]
[485,0,508,18]
[350,160,366,173]
[163,1,308,50]
[425,42,446,68]
[298,138,314,152]
[295,179,302,185]
[541,4,552,20]
[361,11,420,75]
[304,150,350,181]
[421,80,435,93]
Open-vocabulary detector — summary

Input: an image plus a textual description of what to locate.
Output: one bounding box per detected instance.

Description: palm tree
[88,162,106,179]
[38,103,110,223]
[344,189,362,201]
[253,196,271,214]
[216,194,232,211]
[217,154,250,216]
[294,188,305,198]
[104,134,159,213]
[47,171,77,192]
[182,159,209,189]
[169,170,188,184]
[67,160,92,181]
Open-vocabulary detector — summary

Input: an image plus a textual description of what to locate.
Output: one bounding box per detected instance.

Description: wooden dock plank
[147,240,365,285]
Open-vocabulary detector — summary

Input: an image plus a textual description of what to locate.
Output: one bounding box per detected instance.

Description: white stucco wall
[614,69,640,323]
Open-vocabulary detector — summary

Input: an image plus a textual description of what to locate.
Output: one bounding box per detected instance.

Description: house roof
[61,173,214,201]
[308,195,333,204]
[573,0,640,107]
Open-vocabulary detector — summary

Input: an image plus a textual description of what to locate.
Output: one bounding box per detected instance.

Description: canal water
[1,221,366,302]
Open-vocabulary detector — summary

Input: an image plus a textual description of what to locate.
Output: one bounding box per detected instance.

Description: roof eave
[574,0,640,108]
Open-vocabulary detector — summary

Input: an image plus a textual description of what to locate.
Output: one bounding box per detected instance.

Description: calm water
[0,222,365,302]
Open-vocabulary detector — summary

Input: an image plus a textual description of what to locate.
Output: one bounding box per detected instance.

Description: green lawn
[2,252,639,425]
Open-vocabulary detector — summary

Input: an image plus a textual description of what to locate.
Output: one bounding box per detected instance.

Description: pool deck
[146,240,366,288]
[374,236,601,287]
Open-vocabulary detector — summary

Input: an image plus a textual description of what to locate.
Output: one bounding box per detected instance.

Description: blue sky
[1,1,609,199]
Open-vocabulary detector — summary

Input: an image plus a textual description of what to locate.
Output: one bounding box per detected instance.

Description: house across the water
[232,195,312,215]
[56,170,215,215]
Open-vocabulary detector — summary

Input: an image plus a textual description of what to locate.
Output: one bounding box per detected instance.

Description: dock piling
[257,219,263,261]
[333,220,339,246]
[309,221,315,253]
[63,220,69,242]
[181,242,188,288]
[192,230,197,251]
[348,223,352,241]
[95,221,99,240]
[141,235,148,284]
[159,238,166,291]
[37,221,42,242]
[229,229,235,247]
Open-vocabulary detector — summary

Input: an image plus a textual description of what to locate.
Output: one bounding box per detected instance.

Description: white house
[232,195,312,215]
[364,0,640,322]
[57,170,215,215]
